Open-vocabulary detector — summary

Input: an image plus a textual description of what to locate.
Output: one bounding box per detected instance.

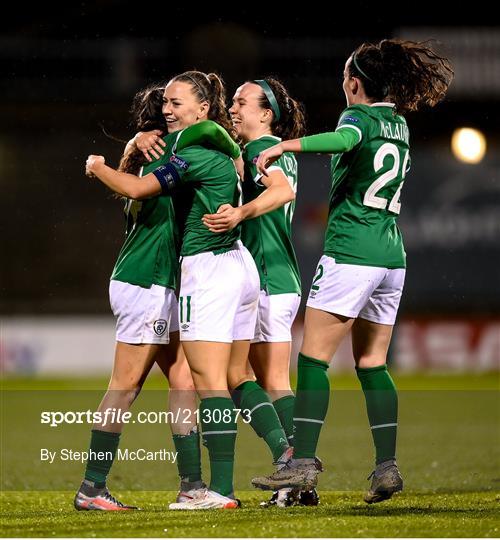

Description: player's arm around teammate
[202,79,317,508]
[87,71,262,509]
[204,79,305,405]
[80,80,248,511]
[76,84,203,512]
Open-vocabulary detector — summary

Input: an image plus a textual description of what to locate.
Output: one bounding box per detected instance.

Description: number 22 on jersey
[363,142,410,215]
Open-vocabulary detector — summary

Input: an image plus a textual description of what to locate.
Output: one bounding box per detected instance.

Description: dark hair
[119,83,166,174]
[170,70,236,138]
[349,39,454,114]
[255,77,306,139]
[129,84,167,132]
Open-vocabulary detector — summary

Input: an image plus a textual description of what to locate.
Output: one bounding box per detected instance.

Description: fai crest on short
[153,319,167,336]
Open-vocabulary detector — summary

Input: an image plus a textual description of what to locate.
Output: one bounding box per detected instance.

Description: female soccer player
[76,81,246,511]
[202,78,319,507]
[85,71,265,510]
[251,39,453,503]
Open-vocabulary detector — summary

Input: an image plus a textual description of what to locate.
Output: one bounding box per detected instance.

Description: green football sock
[273,394,295,445]
[293,353,330,459]
[232,381,288,461]
[200,397,237,496]
[356,364,398,464]
[84,429,120,487]
[173,427,202,483]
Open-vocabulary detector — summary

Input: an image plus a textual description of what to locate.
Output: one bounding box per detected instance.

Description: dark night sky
[3,2,495,40]
[2,3,499,315]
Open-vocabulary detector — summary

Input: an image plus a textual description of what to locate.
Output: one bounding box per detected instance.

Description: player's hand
[86,155,105,177]
[256,143,283,176]
[233,154,245,182]
[202,204,243,233]
[134,129,166,162]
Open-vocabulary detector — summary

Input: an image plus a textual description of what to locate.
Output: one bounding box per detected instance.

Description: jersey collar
[244,134,282,149]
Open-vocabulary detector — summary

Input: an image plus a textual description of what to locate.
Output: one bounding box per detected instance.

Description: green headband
[352,52,373,82]
[254,79,281,121]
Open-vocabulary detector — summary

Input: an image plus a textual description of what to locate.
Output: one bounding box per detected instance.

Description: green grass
[1,491,499,537]
[1,373,499,537]
[2,372,499,391]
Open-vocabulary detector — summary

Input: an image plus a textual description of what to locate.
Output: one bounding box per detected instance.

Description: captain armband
[152,164,181,194]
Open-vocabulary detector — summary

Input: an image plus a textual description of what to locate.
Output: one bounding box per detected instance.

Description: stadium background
[1,6,499,374]
[1,6,499,538]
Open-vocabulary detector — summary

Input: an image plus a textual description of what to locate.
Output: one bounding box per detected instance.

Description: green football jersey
[162,146,241,256]
[325,103,410,269]
[111,121,240,288]
[241,135,301,295]
[111,133,180,289]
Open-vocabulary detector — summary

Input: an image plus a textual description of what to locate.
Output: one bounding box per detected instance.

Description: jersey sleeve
[300,129,360,153]
[335,106,370,143]
[152,146,211,194]
[175,120,241,159]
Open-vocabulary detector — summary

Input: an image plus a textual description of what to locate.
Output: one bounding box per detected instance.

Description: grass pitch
[1,490,499,538]
[1,373,499,537]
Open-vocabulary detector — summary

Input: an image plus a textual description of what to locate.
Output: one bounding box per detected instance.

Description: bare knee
[352,318,393,368]
[105,383,142,408]
[355,355,387,369]
[260,385,293,403]
[109,342,159,398]
[227,366,255,391]
[168,362,196,392]
[258,376,292,395]
[255,364,293,400]
[107,369,145,407]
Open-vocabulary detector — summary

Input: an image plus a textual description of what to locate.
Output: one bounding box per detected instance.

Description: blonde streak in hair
[207,72,223,86]
[204,74,234,136]
[208,74,227,112]
[293,99,306,139]
[208,73,227,104]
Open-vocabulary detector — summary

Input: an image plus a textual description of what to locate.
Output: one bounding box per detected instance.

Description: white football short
[179,241,260,342]
[109,280,179,344]
[252,291,301,343]
[306,255,405,325]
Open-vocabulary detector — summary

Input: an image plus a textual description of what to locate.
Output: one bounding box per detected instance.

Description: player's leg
[171,243,254,510]
[354,267,405,503]
[250,292,300,446]
[155,332,205,505]
[251,342,294,428]
[252,256,387,491]
[75,341,159,511]
[353,319,397,463]
[252,306,354,490]
[353,318,403,503]
[252,307,353,491]
[250,292,319,506]
[249,342,299,507]
[228,252,290,462]
[228,340,290,464]
[75,281,174,511]
[251,342,293,398]
[176,340,239,509]
[294,307,353,458]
